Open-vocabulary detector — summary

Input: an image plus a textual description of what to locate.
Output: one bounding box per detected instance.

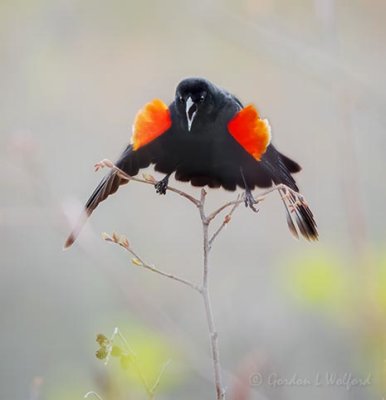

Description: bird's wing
[226,104,317,241]
[64,99,173,248]
[227,104,272,162]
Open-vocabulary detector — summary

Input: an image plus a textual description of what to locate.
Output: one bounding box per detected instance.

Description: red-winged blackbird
[64,77,318,248]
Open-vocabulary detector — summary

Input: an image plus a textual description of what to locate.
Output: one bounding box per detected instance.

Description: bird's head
[175,78,219,132]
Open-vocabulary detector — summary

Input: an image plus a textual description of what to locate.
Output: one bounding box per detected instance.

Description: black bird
[64,77,318,248]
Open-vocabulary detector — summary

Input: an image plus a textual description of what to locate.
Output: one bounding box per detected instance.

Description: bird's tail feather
[278,186,318,241]
[64,171,129,249]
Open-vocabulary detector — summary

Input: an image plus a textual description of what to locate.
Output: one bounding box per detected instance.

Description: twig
[206,183,300,223]
[114,331,150,394]
[104,326,119,366]
[103,233,201,293]
[95,159,199,206]
[84,392,104,400]
[197,189,226,400]
[128,248,201,292]
[150,359,172,394]
[102,327,154,397]
[209,195,242,248]
[113,327,170,400]
[116,327,137,356]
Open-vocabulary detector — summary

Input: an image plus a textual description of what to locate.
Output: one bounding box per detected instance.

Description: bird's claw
[244,190,259,212]
[155,177,169,195]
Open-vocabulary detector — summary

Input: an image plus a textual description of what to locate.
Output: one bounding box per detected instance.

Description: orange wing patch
[227,104,271,161]
[131,99,172,150]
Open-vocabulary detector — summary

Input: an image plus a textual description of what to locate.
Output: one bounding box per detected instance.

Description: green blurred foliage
[373,253,386,312]
[283,247,386,317]
[283,248,351,314]
[282,246,386,391]
[98,323,185,398]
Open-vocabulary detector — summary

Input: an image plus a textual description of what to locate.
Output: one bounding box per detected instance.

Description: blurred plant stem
[84,391,104,400]
[99,327,171,400]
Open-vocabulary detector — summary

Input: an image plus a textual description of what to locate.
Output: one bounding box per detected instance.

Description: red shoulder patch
[227,104,271,161]
[131,99,172,150]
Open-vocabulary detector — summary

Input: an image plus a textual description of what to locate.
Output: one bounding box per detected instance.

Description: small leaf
[118,236,130,250]
[101,232,113,242]
[131,258,143,266]
[96,347,108,360]
[96,334,109,346]
[142,173,156,183]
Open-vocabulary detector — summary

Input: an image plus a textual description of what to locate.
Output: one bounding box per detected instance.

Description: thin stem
[202,288,224,400]
[117,328,137,356]
[150,359,172,394]
[129,248,201,292]
[130,248,200,292]
[209,195,242,248]
[115,328,171,400]
[104,327,153,398]
[200,205,209,291]
[95,159,200,206]
[207,183,295,223]
[115,328,153,399]
[207,199,244,223]
[104,326,119,366]
[103,232,201,292]
[84,392,104,400]
[198,189,226,400]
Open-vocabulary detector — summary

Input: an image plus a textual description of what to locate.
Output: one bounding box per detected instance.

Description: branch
[102,232,201,293]
[117,332,153,398]
[84,392,104,400]
[95,159,200,206]
[197,188,226,400]
[150,359,172,394]
[209,197,242,248]
[206,183,299,223]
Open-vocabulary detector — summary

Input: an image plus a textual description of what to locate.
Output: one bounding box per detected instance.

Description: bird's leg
[244,189,259,212]
[240,168,258,212]
[155,172,172,195]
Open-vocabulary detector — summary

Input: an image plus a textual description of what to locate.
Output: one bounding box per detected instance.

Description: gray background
[1,0,385,399]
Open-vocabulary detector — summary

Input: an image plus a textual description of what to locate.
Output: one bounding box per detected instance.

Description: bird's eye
[199,95,205,102]
[179,96,184,102]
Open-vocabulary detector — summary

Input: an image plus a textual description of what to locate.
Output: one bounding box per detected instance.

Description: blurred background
[1,0,386,399]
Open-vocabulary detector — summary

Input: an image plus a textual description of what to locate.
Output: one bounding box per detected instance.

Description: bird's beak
[186,97,198,132]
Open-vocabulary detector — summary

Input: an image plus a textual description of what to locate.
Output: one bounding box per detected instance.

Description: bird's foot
[155,175,170,195]
[244,189,259,212]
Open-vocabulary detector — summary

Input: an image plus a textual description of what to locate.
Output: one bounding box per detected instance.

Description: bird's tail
[277,185,318,241]
[260,151,317,241]
[64,171,129,249]
[262,149,318,241]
